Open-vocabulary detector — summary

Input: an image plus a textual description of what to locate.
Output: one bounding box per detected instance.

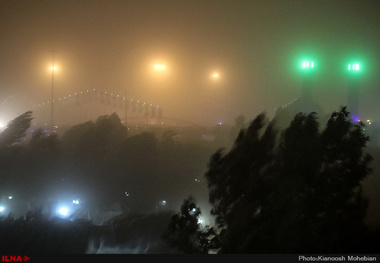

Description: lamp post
[300,59,316,111]
[50,51,57,132]
[151,64,166,124]
[347,62,361,122]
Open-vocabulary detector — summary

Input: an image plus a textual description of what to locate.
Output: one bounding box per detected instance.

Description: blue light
[351,115,360,122]
[57,206,69,217]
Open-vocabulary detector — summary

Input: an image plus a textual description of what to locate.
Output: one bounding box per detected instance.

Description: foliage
[163,196,218,254]
[0,112,213,213]
[202,107,372,253]
[0,108,373,253]
[0,111,33,147]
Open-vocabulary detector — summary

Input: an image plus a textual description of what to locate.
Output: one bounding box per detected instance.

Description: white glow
[72,200,79,205]
[349,64,360,71]
[197,218,204,225]
[154,65,166,70]
[0,206,5,212]
[57,207,69,217]
[302,60,314,69]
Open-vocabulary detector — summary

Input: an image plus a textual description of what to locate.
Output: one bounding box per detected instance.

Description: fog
[1,0,380,127]
[1,0,380,255]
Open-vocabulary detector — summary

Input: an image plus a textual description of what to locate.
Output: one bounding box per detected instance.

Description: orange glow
[153,65,166,70]
[211,72,219,79]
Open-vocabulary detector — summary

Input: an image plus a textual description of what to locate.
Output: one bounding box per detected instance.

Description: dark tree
[24,129,60,197]
[203,107,372,253]
[229,114,246,143]
[0,111,34,193]
[60,113,128,208]
[163,196,217,254]
[0,111,33,147]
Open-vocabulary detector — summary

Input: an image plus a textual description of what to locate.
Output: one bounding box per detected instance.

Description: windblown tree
[163,196,218,254]
[0,111,34,193]
[0,111,33,147]
[203,107,372,253]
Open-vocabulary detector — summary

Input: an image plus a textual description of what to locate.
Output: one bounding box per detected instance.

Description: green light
[301,60,314,69]
[296,54,318,76]
[347,62,362,75]
[348,63,360,71]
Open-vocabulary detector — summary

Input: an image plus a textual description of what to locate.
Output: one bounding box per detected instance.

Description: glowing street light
[153,64,166,70]
[348,63,360,71]
[301,60,314,69]
[212,73,219,78]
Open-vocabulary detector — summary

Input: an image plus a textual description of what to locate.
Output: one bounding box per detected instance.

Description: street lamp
[211,73,219,79]
[301,60,315,70]
[153,64,166,70]
[299,59,316,83]
[348,63,360,71]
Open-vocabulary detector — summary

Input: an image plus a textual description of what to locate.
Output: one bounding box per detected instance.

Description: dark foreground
[0,210,180,254]
[1,209,380,254]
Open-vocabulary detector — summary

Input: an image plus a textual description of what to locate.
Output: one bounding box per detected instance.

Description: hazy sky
[1,0,379,125]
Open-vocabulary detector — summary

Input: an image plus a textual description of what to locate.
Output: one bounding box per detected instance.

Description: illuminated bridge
[33,88,163,127]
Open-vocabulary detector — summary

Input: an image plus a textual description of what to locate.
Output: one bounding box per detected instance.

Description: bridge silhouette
[33,88,163,127]
[2,89,240,129]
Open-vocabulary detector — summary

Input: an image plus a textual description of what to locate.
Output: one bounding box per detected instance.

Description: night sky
[1,0,379,125]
